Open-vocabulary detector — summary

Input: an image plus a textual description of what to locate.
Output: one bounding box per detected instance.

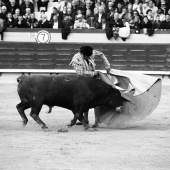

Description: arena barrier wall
[0,29,170,83]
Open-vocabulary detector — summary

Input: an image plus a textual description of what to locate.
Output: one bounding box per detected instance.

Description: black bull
[16,74,123,131]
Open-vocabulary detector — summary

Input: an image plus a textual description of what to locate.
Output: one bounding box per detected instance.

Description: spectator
[75,9,84,20]
[59,6,67,21]
[146,9,154,22]
[51,14,61,29]
[153,14,161,29]
[85,9,92,20]
[99,17,106,29]
[62,15,74,28]
[116,2,123,14]
[13,8,20,20]
[57,0,71,12]
[166,8,170,16]
[74,0,85,11]
[37,14,51,28]
[84,0,94,16]
[39,9,45,20]
[127,3,133,18]
[0,0,5,8]
[133,0,139,10]
[94,6,106,26]
[105,2,114,15]
[128,13,135,28]
[144,0,158,17]
[155,8,165,21]
[86,14,99,28]
[0,17,5,40]
[133,15,142,29]
[107,12,124,28]
[74,14,90,29]
[23,8,32,22]
[3,0,10,7]
[93,1,102,15]
[50,7,59,23]
[137,1,144,18]
[93,0,105,13]
[67,7,75,21]
[27,13,38,28]
[37,0,49,12]
[7,0,20,15]
[13,15,28,28]
[0,6,7,20]
[122,0,131,8]
[71,0,78,14]
[20,0,34,15]
[119,7,128,20]
[141,16,153,34]
[108,0,117,9]
[160,14,170,29]
[4,12,14,28]
[160,1,167,14]
[106,8,114,21]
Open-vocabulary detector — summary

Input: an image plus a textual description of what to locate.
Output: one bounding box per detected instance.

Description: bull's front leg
[92,107,100,128]
[70,112,97,131]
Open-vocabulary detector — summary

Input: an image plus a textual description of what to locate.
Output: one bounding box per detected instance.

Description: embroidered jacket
[69,50,110,77]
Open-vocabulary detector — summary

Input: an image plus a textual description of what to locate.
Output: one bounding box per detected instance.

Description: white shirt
[98,13,102,23]
[53,21,59,29]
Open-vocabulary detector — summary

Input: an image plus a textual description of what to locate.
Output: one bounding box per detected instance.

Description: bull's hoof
[42,126,50,132]
[76,122,83,125]
[76,121,89,125]
[22,121,27,127]
[67,123,73,128]
[58,128,68,133]
[92,124,99,128]
[85,127,98,132]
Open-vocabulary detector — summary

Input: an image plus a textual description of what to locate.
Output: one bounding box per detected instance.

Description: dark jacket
[160,20,170,29]
[141,20,153,29]
[37,20,51,28]
[4,18,14,28]
[27,18,39,28]
[108,18,124,28]
[7,3,20,15]
[20,1,34,15]
[94,13,106,23]
[13,18,28,28]
[0,12,7,20]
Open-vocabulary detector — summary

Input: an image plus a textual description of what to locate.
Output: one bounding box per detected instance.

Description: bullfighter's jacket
[70,50,110,77]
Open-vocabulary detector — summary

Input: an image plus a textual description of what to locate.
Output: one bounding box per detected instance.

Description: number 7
[41,33,45,41]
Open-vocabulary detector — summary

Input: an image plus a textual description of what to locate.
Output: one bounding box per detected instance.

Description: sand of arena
[0,82,170,170]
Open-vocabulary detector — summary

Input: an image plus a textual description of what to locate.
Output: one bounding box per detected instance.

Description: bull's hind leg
[16,102,30,126]
[30,103,48,130]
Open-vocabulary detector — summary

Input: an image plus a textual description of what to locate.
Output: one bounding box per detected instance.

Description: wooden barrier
[0,42,170,71]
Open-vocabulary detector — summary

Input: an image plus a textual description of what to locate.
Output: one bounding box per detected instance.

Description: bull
[16,74,123,131]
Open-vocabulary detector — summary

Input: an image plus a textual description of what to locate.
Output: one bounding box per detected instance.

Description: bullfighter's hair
[80,46,93,57]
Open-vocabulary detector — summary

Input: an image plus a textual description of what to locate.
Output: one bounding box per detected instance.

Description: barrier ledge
[0,69,169,85]
[3,28,170,44]
[0,69,169,75]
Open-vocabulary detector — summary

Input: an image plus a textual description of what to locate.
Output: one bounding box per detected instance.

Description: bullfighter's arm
[93,50,111,70]
[69,54,95,77]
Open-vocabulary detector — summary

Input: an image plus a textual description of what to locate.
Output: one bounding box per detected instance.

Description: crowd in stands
[0,0,170,31]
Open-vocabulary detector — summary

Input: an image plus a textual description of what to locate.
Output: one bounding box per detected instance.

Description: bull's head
[107,88,123,112]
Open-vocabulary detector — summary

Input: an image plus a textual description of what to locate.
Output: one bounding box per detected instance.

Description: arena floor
[0,82,170,170]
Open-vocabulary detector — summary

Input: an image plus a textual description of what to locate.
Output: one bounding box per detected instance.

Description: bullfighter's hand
[94,71,98,76]
[106,68,111,74]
